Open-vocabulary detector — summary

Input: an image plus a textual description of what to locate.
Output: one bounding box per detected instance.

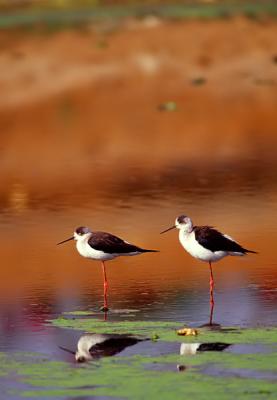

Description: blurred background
[0,0,277,350]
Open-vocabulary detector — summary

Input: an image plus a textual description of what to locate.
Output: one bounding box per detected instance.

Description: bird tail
[141,248,159,253]
[245,249,258,254]
[230,247,258,256]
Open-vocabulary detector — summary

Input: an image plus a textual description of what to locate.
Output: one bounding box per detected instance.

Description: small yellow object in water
[176,328,198,336]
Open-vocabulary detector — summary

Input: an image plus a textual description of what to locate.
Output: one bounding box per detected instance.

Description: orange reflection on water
[0,169,276,319]
[0,17,277,328]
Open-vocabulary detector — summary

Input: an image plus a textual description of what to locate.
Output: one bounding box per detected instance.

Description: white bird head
[75,334,101,362]
[160,215,193,234]
[74,226,92,241]
[175,215,193,232]
[180,343,201,355]
[57,226,92,245]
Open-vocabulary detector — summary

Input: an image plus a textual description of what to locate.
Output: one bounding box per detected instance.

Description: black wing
[193,226,253,253]
[88,231,147,254]
[90,336,142,358]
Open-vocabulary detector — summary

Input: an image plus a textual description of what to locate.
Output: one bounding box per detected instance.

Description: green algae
[137,350,277,373]
[50,316,181,339]
[1,2,277,30]
[0,349,277,399]
[49,315,277,344]
[1,317,276,398]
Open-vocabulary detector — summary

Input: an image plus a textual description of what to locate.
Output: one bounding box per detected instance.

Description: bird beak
[58,346,76,355]
[160,225,176,234]
[57,236,74,245]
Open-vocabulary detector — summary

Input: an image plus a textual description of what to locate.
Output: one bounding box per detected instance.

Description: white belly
[76,240,116,261]
[76,239,141,261]
[179,231,228,263]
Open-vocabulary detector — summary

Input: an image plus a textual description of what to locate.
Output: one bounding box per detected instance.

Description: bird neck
[77,233,91,244]
[180,225,193,235]
[179,228,192,244]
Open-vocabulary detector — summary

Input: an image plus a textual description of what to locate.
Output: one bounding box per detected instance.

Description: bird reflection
[61,333,144,363]
[177,341,230,372]
[180,342,231,356]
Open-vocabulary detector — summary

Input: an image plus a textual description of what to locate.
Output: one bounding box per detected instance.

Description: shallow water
[0,157,277,400]
[0,158,277,356]
[1,11,277,398]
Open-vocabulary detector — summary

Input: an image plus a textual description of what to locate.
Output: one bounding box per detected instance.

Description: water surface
[0,158,276,357]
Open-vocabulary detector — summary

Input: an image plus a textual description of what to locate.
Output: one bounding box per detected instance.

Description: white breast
[76,334,106,361]
[76,239,116,261]
[179,230,228,263]
[180,343,201,355]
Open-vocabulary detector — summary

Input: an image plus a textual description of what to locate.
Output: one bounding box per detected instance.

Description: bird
[59,333,145,362]
[160,215,257,321]
[57,226,158,311]
[180,342,231,356]
[74,333,144,362]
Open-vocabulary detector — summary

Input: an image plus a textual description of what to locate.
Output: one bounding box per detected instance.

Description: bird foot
[100,306,109,312]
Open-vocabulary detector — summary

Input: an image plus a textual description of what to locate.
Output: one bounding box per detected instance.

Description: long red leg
[209,297,215,326]
[209,261,215,325]
[101,261,109,312]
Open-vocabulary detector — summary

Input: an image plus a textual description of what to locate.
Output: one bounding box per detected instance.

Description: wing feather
[88,232,143,254]
[193,226,248,253]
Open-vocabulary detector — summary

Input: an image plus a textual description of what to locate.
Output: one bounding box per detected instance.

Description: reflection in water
[9,183,29,213]
[1,160,277,214]
[67,333,144,363]
[0,159,276,355]
[0,17,276,398]
[180,342,231,356]
[178,341,231,372]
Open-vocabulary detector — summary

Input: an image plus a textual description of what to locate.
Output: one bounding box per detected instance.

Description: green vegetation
[0,1,277,30]
[50,315,277,344]
[0,343,277,398]
[0,317,276,398]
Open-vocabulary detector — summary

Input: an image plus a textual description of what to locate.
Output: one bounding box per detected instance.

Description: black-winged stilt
[160,215,257,323]
[57,226,158,311]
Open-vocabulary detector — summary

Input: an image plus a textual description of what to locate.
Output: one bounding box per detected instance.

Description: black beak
[160,225,176,234]
[58,346,76,355]
[57,236,74,245]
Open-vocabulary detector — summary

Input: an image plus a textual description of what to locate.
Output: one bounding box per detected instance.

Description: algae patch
[0,318,276,398]
[0,349,277,399]
[49,317,181,341]
[49,315,277,344]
